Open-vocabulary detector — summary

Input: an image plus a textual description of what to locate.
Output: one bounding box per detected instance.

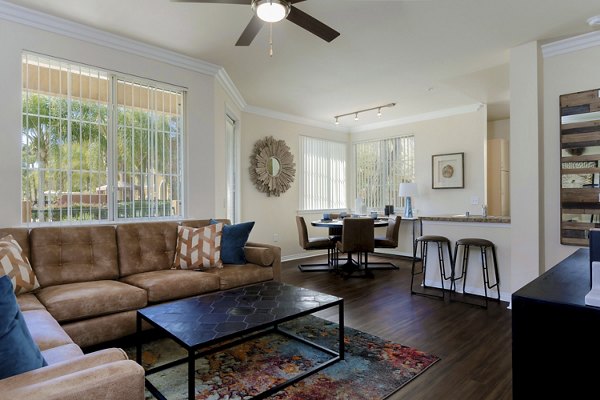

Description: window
[354,135,414,211]
[21,53,184,224]
[299,136,347,210]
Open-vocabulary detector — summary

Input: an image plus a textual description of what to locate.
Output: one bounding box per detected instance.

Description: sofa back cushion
[30,226,119,287]
[117,222,179,277]
[0,228,31,260]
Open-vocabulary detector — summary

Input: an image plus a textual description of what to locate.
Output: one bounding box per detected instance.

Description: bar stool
[411,235,453,299]
[451,238,500,308]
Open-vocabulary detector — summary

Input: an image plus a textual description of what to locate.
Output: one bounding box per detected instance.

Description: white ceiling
[5,0,600,127]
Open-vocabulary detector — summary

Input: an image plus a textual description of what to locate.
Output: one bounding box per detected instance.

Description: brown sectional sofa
[0,219,281,399]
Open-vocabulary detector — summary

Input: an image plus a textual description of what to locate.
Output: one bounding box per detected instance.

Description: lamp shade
[399,182,418,197]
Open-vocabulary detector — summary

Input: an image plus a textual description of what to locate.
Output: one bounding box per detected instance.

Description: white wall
[350,109,488,256]
[509,41,544,294]
[0,19,216,226]
[542,45,600,269]
[488,119,510,140]
[352,108,488,216]
[240,112,348,257]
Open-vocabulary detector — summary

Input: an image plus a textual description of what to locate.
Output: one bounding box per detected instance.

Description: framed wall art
[432,152,464,189]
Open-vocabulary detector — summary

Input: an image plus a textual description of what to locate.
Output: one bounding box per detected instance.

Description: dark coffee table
[136,281,344,400]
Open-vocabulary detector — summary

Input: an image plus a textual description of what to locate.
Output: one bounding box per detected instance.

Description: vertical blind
[299,136,347,210]
[354,135,415,210]
[21,53,184,224]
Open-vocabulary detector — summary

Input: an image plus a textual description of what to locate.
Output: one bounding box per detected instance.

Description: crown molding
[542,30,600,58]
[215,69,247,111]
[0,0,248,109]
[350,103,484,133]
[244,105,349,132]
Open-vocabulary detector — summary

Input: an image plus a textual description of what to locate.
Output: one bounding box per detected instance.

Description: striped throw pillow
[173,224,223,269]
[0,235,41,295]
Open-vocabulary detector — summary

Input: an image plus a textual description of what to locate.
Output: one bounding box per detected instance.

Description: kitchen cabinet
[487,138,509,216]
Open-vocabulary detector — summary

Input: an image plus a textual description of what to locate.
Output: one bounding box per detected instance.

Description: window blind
[354,135,415,211]
[299,136,347,210]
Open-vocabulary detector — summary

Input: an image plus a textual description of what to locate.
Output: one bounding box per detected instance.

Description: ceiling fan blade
[287,5,340,43]
[236,14,265,46]
[171,0,250,4]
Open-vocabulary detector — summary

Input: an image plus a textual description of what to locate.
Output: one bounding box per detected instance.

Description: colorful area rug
[124,315,439,400]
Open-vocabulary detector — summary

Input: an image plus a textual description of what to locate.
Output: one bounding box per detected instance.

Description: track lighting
[333,103,396,124]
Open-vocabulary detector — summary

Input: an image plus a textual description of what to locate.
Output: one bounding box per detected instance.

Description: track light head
[333,102,396,124]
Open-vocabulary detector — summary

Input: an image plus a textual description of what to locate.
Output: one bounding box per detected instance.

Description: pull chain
[269,23,273,57]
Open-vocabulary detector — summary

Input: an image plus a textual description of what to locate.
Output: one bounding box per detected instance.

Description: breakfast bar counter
[419,215,511,224]
[418,214,511,301]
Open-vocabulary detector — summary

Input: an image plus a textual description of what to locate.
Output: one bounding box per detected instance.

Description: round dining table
[310,217,390,276]
[310,217,389,229]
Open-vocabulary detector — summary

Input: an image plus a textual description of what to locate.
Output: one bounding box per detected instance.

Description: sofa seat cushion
[204,263,274,290]
[41,343,83,365]
[120,270,220,303]
[35,281,147,323]
[17,293,46,312]
[22,310,73,351]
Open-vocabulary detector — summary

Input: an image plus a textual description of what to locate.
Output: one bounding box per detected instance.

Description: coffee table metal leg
[339,301,345,360]
[136,313,142,365]
[188,350,195,400]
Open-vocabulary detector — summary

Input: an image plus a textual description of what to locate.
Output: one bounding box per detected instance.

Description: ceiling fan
[172,0,340,46]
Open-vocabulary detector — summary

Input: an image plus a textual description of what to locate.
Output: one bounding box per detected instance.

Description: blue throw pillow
[210,220,255,264]
[0,275,47,380]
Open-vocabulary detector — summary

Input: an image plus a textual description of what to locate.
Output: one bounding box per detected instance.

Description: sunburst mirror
[249,136,295,197]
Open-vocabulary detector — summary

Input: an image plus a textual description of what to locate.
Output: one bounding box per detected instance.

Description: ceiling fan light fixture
[252,0,291,23]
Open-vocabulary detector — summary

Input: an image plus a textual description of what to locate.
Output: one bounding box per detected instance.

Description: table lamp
[399,182,418,218]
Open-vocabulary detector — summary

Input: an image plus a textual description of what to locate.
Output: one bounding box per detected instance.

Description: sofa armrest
[245,242,282,282]
[0,348,145,400]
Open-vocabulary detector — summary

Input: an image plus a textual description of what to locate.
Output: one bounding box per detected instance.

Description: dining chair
[296,216,336,272]
[370,215,402,270]
[327,213,342,242]
[335,218,375,279]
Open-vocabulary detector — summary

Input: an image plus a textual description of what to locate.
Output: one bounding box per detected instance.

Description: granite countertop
[419,214,511,223]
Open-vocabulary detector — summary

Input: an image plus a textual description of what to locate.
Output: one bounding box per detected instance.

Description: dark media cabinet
[512,248,600,398]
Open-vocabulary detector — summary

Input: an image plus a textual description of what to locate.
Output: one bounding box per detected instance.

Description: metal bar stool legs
[411,235,452,300]
[451,238,501,309]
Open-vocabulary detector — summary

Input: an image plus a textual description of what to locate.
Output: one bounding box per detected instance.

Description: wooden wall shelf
[560,88,600,246]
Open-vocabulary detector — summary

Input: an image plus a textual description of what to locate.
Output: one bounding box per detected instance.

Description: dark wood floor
[284,254,512,400]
